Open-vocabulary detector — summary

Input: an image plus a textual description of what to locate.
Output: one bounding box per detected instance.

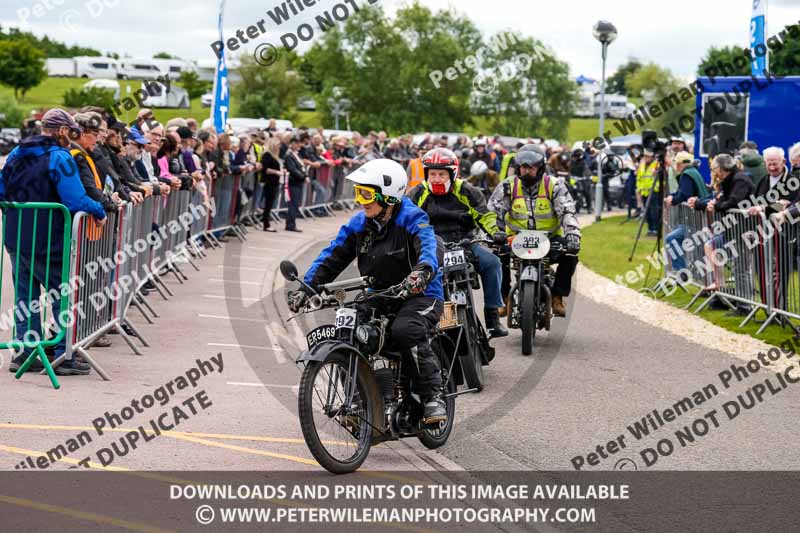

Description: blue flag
[211,0,229,133]
[750,0,767,75]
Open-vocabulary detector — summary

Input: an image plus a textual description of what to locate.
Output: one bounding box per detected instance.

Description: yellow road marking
[0,495,177,533]
[165,433,319,466]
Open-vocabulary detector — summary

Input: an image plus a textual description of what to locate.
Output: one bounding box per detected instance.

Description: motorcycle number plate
[306,325,336,350]
[335,308,357,330]
[512,230,550,260]
[451,290,467,305]
[443,249,466,268]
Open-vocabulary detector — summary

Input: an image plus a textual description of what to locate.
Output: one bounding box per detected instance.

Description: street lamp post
[327,87,351,130]
[593,20,618,222]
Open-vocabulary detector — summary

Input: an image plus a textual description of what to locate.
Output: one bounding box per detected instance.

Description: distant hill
[0,25,101,58]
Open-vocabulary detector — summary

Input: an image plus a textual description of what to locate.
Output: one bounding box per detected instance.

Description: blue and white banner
[750,0,767,75]
[211,0,229,133]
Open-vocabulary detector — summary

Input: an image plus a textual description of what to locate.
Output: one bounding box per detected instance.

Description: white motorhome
[575,84,598,118]
[75,56,118,79]
[153,59,197,78]
[46,58,76,77]
[595,94,629,119]
[201,117,294,134]
[117,59,161,80]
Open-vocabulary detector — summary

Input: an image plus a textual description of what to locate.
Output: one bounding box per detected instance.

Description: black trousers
[262,182,279,229]
[549,236,578,297]
[367,296,443,397]
[286,183,303,230]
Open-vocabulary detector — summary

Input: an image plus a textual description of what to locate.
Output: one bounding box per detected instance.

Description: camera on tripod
[642,129,667,158]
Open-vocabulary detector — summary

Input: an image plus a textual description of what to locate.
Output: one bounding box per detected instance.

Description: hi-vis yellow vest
[636,161,660,196]
[504,175,563,236]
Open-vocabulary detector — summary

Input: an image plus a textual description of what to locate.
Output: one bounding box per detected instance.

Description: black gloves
[492,231,508,246]
[459,212,474,227]
[403,265,434,295]
[566,234,581,254]
[287,290,308,312]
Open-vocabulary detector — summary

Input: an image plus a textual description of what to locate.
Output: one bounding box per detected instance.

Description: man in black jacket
[746,146,797,217]
[688,154,755,306]
[71,112,119,213]
[284,136,307,232]
[409,148,509,338]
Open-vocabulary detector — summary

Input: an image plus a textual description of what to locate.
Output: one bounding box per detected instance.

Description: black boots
[484,308,508,338]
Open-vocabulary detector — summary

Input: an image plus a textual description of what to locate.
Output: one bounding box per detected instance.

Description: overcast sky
[2,0,799,79]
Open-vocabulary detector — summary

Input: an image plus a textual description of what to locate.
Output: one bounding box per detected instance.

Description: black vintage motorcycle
[440,238,494,391]
[280,261,461,474]
[505,230,568,355]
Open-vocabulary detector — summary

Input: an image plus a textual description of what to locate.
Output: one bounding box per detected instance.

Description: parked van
[153,59,196,78]
[117,60,162,80]
[74,56,118,79]
[594,94,629,119]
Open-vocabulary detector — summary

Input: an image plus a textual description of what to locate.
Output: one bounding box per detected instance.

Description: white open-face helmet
[345,158,408,205]
[470,160,489,178]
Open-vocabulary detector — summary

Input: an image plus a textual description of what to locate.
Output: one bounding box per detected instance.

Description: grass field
[3,77,636,145]
[580,215,798,348]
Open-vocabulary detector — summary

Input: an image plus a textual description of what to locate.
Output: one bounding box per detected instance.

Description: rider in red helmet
[409,147,509,338]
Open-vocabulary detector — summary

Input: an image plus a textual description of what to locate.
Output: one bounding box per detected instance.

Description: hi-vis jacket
[487,174,580,238]
[409,178,499,243]
[636,160,660,196]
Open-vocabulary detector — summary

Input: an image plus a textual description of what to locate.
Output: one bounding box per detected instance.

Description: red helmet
[422,148,459,181]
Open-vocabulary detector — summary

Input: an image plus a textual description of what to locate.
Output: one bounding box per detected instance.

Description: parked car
[201,92,214,108]
[75,57,118,79]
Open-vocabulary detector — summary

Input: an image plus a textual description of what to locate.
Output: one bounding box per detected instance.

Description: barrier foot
[76,347,111,381]
[17,346,61,389]
[136,292,159,318]
[739,305,762,329]
[693,293,718,314]
[114,322,142,355]
[232,226,247,242]
[754,312,780,335]
[123,318,149,347]
[205,232,222,249]
[683,289,705,311]
[170,260,189,282]
[182,249,201,272]
[154,273,174,297]
[131,298,154,324]
[189,238,207,258]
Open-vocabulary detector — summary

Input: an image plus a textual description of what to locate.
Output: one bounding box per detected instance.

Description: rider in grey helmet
[487,144,581,317]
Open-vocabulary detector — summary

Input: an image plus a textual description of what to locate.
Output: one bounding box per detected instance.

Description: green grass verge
[580,215,797,348]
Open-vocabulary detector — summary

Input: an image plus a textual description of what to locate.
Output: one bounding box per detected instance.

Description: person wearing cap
[663,152,711,277]
[636,149,661,236]
[0,108,106,375]
[739,148,768,186]
[284,136,308,232]
[71,112,121,213]
[92,116,144,205]
[105,118,151,201]
[140,121,178,193]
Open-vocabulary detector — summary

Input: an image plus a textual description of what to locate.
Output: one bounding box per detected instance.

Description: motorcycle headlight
[356,325,370,345]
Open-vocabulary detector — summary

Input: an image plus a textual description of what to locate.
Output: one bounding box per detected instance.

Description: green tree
[0,40,46,101]
[626,63,694,135]
[0,94,25,128]
[476,35,575,139]
[302,1,480,133]
[0,25,100,57]
[179,71,211,99]
[153,52,177,59]
[697,45,749,77]
[236,54,303,121]
[770,33,800,76]
[607,58,642,95]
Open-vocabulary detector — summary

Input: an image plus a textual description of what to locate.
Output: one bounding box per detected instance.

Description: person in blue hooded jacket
[287,158,449,425]
[0,108,106,375]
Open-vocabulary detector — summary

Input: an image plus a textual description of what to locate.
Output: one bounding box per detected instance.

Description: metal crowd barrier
[653,202,788,334]
[0,202,73,389]
[208,174,245,243]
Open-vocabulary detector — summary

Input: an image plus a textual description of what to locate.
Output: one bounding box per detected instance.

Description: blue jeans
[11,251,67,358]
[665,224,688,271]
[470,243,503,309]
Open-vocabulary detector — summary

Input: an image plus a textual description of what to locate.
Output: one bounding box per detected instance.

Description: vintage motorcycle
[505,230,568,356]
[280,260,461,474]
[440,238,495,391]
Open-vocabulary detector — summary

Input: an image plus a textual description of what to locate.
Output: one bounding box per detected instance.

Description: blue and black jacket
[305,197,444,300]
[0,135,105,256]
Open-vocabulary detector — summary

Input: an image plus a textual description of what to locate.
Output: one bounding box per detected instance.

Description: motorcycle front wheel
[520,281,536,356]
[298,351,373,474]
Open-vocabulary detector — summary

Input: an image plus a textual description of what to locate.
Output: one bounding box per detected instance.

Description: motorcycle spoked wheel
[298,351,373,474]
[456,305,484,391]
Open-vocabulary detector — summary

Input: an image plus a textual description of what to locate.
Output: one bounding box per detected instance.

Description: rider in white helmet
[289,159,448,424]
